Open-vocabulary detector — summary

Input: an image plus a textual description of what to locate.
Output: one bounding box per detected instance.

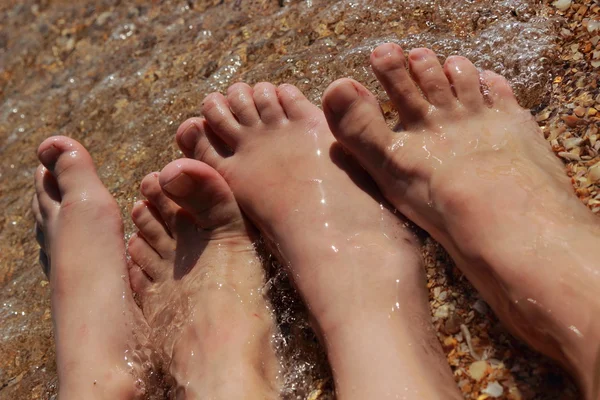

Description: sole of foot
[32,136,148,400]
[322,42,600,398]
[174,82,461,399]
[127,158,279,399]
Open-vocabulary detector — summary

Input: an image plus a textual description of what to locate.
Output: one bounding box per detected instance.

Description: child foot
[128,158,279,399]
[32,136,148,400]
[175,82,461,399]
[322,43,600,397]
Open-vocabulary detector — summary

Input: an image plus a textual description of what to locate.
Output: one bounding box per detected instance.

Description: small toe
[443,56,484,109]
[159,158,245,231]
[131,200,175,259]
[128,262,152,297]
[128,233,164,281]
[481,71,520,110]
[33,164,60,219]
[227,83,260,126]
[408,48,456,109]
[323,78,398,178]
[370,43,431,127]
[253,82,286,124]
[201,92,242,149]
[140,172,181,233]
[277,84,318,121]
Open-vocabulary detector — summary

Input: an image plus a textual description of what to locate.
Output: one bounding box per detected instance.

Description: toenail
[162,173,194,197]
[409,48,432,61]
[325,82,360,114]
[372,42,402,59]
[180,124,200,150]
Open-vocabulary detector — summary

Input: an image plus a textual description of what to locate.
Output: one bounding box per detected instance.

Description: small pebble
[468,360,488,381]
[482,381,504,397]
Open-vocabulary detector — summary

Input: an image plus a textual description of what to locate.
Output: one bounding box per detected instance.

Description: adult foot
[32,136,148,400]
[175,82,461,399]
[128,158,279,399]
[322,43,600,398]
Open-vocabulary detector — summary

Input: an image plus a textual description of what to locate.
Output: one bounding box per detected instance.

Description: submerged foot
[175,82,460,399]
[322,43,600,397]
[128,158,279,399]
[32,136,148,400]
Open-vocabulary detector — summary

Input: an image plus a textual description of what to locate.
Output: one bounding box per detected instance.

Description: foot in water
[322,43,600,398]
[32,136,149,400]
[175,82,461,399]
[128,158,279,399]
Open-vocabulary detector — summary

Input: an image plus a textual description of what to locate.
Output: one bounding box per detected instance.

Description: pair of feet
[33,43,600,399]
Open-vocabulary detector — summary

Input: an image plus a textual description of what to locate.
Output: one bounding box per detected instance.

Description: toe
[37,136,114,207]
[253,82,286,124]
[277,84,319,121]
[408,48,456,109]
[227,83,260,126]
[443,56,484,109]
[131,200,175,259]
[176,118,229,167]
[202,92,242,149]
[140,172,181,233]
[370,43,431,128]
[128,233,164,281]
[159,158,246,231]
[33,164,60,219]
[323,79,398,177]
[128,261,153,296]
[481,71,520,110]
[32,194,43,227]
[176,118,204,158]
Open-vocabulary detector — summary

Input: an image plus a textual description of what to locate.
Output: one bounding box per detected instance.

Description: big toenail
[180,124,200,150]
[39,145,60,170]
[372,45,394,59]
[162,173,194,197]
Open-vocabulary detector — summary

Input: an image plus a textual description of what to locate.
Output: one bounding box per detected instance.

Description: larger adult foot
[322,43,600,398]
[175,82,461,399]
[32,136,148,400]
[127,159,279,399]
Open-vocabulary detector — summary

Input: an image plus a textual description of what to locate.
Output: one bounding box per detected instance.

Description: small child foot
[32,136,148,400]
[128,158,279,399]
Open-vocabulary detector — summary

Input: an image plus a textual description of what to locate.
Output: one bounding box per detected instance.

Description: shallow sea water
[0,0,575,398]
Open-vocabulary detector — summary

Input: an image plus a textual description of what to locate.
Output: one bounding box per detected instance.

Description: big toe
[176,117,230,169]
[323,78,396,174]
[37,136,114,208]
[159,158,247,232]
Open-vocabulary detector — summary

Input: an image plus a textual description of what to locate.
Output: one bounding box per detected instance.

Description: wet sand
[0,0,597,398]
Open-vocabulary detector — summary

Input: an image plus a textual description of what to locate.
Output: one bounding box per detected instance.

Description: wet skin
[128,159,280,399]
[322,42,600,399]
[33,136,279,400]
[176,81,461,399]
[33,136,149,400]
